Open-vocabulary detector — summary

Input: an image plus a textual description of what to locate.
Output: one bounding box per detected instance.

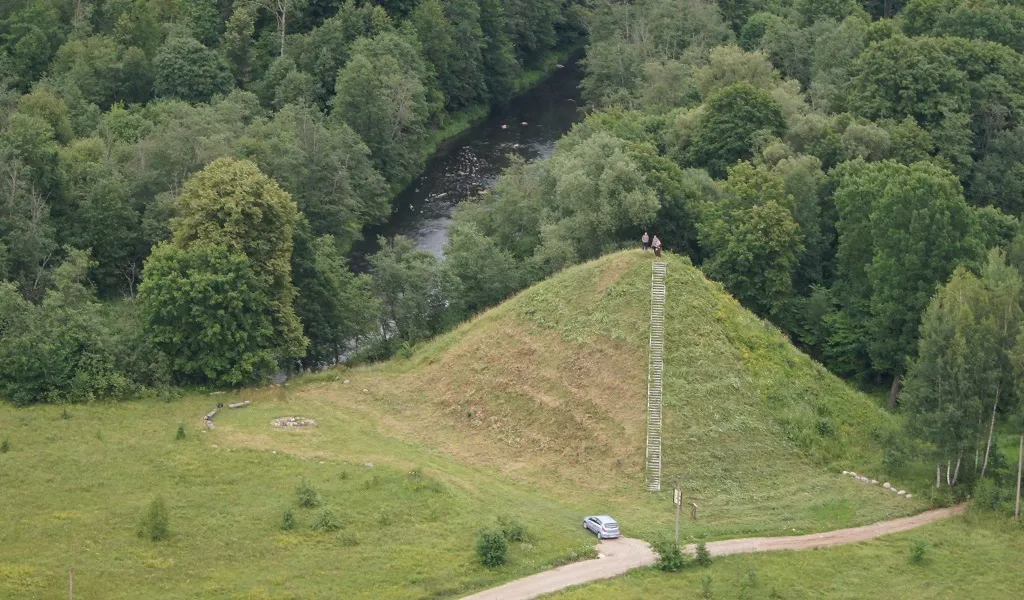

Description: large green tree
[901,266,995,487]
[333,32,434,186]
[831,160,981,404]
[140,158,307,385]
[153,36,233,103]
[688,83,786,178]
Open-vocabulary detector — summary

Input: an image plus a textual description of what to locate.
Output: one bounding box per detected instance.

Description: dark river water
[354,56,585,261]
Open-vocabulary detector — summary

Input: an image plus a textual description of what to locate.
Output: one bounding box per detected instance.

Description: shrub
[138,497,170,541]
[909,540,927,565]
[696,542,712,567]
[281,509,296,531]
[476,529,508,568]
[61,407,72,420]
[311,508,341,532]
[700,574,714,599]
[0,438,9,453]
[377,511,391,526]
[296,479,321,508]
[497,517,529,543]
[973,477,1004,511]
[652,539,687,572]
[175,424,186,440]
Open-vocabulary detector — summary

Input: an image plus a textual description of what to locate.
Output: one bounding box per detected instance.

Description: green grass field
[0,251,1016,598]
[550,512,1024,599]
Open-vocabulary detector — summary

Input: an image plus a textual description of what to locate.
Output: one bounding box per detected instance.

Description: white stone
[870,480,878,485]
[891,487,900,493]
[883,482,892,489]
[343,380,350,384]
[905,494,913,499]
[362,389,369,393]
[272,451,277,455]
[898,490,906,496]
[842,471,849,475]
[850,472,858,477]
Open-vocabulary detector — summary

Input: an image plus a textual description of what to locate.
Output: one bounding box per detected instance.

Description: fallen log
[204,408,218,421]
[206,420,215,431]
[228,400,251,409]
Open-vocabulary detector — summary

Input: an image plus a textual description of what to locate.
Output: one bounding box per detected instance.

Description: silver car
[582,515,620,539]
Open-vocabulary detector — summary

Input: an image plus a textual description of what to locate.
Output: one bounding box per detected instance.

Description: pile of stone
[842,471,913,499]
[272,416,317,429]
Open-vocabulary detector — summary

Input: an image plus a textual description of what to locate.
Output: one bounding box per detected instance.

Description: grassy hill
[0,251,927,599]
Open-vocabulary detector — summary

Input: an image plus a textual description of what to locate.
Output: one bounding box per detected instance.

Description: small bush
[476,529,508,568]
[296,479,321,508]
[0,438,9,453]
[497,516,529,543]
[311,508,341,532]
[700,574,714,599]
[339,470,349,480]
[695,542,712,567]
[377,511,391,526]
[60,407,72,420]
[652,539,687,572]
[281,509,296,530]
[363,475,381,490]
[973,477,1005,511]
[138,497,170,541]
[175,424,186,440]
[909,540,927,565]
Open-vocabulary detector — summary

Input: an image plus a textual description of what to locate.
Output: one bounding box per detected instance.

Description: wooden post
[1015,435,1022,522]
[69,565,74,600]
[690,502,698,521]
[674,487,681,546]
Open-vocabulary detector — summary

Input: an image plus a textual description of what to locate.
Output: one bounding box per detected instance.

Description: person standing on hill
[641,231,650,251]
[652,235,662,258]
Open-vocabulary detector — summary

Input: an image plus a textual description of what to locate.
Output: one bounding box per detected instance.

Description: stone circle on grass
[272,417,317,429]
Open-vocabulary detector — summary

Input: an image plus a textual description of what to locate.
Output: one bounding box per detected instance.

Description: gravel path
[460,506,964,600]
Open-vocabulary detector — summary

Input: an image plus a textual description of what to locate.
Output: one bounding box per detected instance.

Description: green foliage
[333,32,434,186]
[0,437,8,453]
[476,529,508,568]
[296,479,321,508]
[138,497,170,542]
[689,83,787,177]
[652,539,687,572]
[311,508,342,532]
[700,574,714,599]
[695,542,712,567]
[175,424,185,440]
[153,36,232,103]
[281,508,296,531]
[140,158,307,386]
[909,539,927,565]
[369,235,463,350]
[497,516,529,543]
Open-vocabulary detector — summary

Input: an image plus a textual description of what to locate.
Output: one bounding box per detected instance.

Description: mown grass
[0,250,954,598]
[0,397,593,599]
[550,513,1024,599]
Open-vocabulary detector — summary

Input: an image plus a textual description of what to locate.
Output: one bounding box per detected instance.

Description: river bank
[352,51,586,264]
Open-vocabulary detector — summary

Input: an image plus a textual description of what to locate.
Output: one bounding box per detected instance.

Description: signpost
[673,488,681,545]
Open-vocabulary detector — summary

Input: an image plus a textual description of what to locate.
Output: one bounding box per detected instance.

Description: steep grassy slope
[307,251,917,538]
[0,250,923,599]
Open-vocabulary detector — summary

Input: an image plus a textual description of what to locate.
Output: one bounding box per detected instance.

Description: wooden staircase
[647,261,666,492]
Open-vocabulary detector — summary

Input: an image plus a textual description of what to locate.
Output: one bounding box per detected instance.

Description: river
[354,56,585,260]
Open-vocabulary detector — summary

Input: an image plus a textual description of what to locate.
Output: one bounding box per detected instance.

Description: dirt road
[460,506,964,600]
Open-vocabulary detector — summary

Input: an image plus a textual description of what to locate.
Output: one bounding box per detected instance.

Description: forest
[3,0,1024,498]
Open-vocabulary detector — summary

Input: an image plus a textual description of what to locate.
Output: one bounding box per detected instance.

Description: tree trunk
[981,384,1001,477]
[887,373,902,409]
[884,0,893,19]
[1015,435,1022,521]
[946,460,952,486]
[951,454,962,486]
[936,462,941,488]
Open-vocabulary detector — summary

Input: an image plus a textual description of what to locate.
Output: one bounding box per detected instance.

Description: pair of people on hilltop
[641,231,662,257]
